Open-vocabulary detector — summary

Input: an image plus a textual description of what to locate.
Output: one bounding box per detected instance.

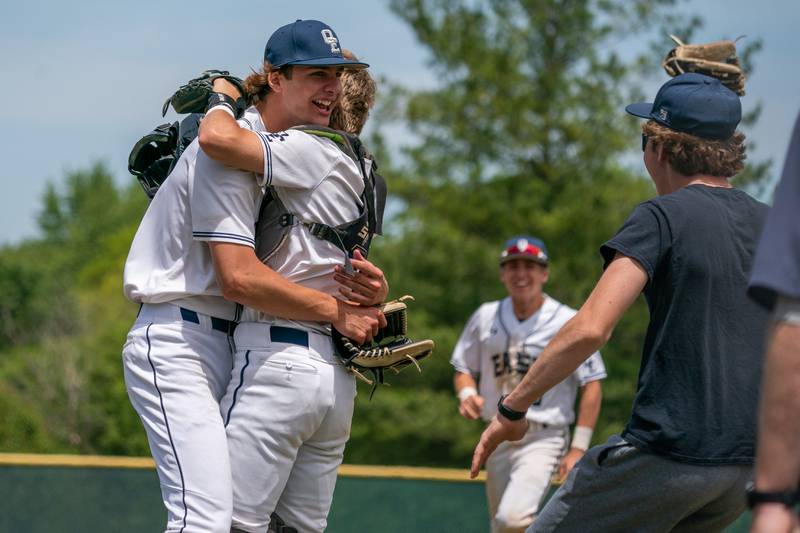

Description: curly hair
[242,50,376,136]
[643,120,746,177]
[329,53,376,135]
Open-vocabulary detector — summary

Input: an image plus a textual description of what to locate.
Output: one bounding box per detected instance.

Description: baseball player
[452,236,605,533]
[121,21,382,533]
[193,22,386,533]
[470,73,770,532]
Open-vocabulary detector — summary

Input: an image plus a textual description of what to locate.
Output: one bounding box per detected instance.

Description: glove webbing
[339,336,423,398]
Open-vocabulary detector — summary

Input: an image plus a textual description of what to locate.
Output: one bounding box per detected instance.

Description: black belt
[180,307,236,335]
[270,326,309,347]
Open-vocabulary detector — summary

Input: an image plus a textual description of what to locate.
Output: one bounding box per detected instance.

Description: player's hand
[750,503,799,533]
[332,300,387,344]
[556,448,585,482]
[333,250,389,306]
[212,77,242,100]
[470,415,527,479]
[458,394,485,420]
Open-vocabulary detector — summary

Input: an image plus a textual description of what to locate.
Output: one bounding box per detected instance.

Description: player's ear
[655,143,669,164]
[541,266,550,284]
[268,70,283,93]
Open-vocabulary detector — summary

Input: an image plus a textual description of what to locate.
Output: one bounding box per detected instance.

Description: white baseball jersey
[191,111,368,532]
[451,295,606,427]
[191,114,366,332]
[121,108,269,532]
[121,108,272,321]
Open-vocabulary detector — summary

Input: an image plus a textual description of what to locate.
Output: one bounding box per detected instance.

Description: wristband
[571,426,593,451]
[205,104,236,119]
[746,482,798,508]
[458,387,478,403]
[774,295,800,325]
[497,395,526,421]
[205,92,244,118]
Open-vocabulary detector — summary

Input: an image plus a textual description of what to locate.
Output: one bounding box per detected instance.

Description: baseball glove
[161,69,247,116]
[662,35,746,96]
[332,296,434,392]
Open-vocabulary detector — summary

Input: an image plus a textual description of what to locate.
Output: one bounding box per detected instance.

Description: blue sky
[1,0,797,245]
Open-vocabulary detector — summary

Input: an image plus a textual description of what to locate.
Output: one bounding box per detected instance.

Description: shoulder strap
[292,125,387,237]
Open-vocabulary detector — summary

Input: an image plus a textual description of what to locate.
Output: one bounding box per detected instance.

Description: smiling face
[269,65,343,128]
[500,259,549,304]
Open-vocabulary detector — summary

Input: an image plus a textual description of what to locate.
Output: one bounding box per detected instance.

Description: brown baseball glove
[662,35,746,96]
[332,296,434,393]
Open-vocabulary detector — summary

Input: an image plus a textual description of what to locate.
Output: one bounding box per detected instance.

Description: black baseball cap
[265,20,369,69]
[626,73,741,140]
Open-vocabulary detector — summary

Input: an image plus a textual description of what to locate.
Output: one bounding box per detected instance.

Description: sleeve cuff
[192,231,255,247]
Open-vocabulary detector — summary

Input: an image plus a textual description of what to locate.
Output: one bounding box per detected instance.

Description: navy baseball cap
[265,20,369,69]
[625,73,741,140]
[500,236,549,266]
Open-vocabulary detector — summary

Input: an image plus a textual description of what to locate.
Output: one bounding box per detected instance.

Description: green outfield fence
[0,454,752,532]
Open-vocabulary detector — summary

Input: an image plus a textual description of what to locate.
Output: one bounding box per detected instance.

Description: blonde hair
[330,50,376,135]
[643,120,746,177]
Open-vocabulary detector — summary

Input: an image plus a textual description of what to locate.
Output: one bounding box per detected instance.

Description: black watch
[497,395,526,421]
[746,482,798,508]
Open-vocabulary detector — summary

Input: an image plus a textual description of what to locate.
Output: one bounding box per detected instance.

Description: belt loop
[180,307,200,324]
[270,326,309,347]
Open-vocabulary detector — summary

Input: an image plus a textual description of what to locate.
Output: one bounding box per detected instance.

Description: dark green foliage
[0,163,149,455]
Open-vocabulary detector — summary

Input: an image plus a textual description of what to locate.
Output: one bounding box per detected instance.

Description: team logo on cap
[320,29,340,53]
[501,237,548,264]
[658,107,669,121]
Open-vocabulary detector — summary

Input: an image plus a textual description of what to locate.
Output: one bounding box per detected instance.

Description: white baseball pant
[222,322,357,533]
[485,425,568,533]
[122,302,235,533]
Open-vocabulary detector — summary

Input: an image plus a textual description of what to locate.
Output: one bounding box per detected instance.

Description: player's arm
[197,78,264,173]
[558,379,602,479]
[197,108,265,174]
[471,252,647,478]
[454,371,484,420]
[750,299,800,533]
[209,242,385,343]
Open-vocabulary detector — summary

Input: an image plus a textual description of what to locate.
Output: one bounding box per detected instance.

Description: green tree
[0,163,148,454]
[346,0,767,467]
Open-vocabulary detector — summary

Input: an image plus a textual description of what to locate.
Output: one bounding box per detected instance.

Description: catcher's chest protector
[254,126,387,265]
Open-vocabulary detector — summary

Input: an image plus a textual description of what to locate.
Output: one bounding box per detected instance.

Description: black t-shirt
[749,112,800,309]
[601,185,769,465]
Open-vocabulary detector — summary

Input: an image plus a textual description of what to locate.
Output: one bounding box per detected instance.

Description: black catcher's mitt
[162,69,247,116]
[332,296,434,391]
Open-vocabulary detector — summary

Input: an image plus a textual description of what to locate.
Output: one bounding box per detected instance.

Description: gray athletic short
[530,435,752,533]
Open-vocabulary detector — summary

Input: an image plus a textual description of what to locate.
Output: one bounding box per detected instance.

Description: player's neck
[655,168,732,195]
[258,98,292,133]
[510,293,545,321]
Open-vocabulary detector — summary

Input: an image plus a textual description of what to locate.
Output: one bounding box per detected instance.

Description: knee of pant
[494,510,535,533]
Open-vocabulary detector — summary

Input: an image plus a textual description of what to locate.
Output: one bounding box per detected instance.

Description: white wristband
[458,387,478,403]
[205,104,236,118]
[571,426,593,451]
[774,295,800,325]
